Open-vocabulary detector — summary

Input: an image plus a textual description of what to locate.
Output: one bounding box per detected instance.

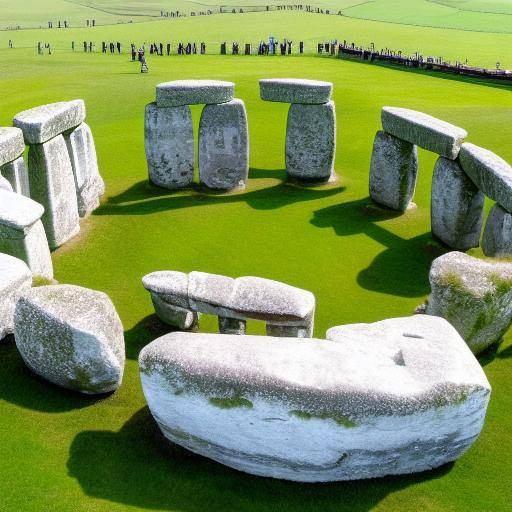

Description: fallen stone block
[369,130,418,212]
[0,253,31,340]
[426,251,512,354]
[14,284,125,394]
[381,107,467,159]
[13,100,85,145]
[198,99,249,190]
[0,189,53,280]
[144,103,194,189]
[431,157,484,250]
[156,80,234,107]
[459,143,512,213]
[259,78,332,104]
[482,203,512,258]
[285,101,336,183]
[0,127,25,166]
[139,315,490,482]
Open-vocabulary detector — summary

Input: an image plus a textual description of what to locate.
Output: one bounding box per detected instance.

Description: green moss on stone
[289,410,357,428]
[209,396,253,409]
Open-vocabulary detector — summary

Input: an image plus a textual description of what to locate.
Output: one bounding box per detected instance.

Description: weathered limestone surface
[0,253,31,340]
[145,103,194,189]
[28,135,80,249]
[459,143,512,213]
[0,189,53,280]
[13,100,85,144]
[198,99,249,190]
[14,285,125,394]
[482,203,512,257]
[431,157,484,250]
[369,130,418,212]
[259,78,332,104]
[64,122,105,217]
[139,316,490,482]
[1,157,30,196]
[426,251,512,353]
[285,101,335,182]
[156,80,234,107]
[0,175,12,191]
[381,107,467,159]
[0,127,25,166]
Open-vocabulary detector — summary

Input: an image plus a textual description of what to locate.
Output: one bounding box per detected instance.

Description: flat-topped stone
[156,80,234,107]
[459,143,512,213]
[13,100,86,144]
[381,107,467,159]
[259,78,332,104]
[0,189,44,230]
[0,127,25,166]
[139,315,490,482]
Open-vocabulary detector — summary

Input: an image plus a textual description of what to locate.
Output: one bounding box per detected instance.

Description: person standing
[141,53,148,73]
[166,43,171,56]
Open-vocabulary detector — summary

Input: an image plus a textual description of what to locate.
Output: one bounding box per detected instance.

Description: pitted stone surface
[431,157,484,250]
[0,253,31,340]
[28,134,80,249]
[285,101,335,182]
[369,130,418,212]
[156,80,234,107]
[426,251,512,354]
[0,127,25,166]
[139,315,490,482]
[1,157,30,196]
[0,189,44,230]
[482,203,512,257]
[259,79,332,104]
[199,99,249,190]
[145,103,194,189]
[459,143,512,213]
[13,100,85,144]
[64,122,104,217]
[381,107,467,159]
[14,285,125,394]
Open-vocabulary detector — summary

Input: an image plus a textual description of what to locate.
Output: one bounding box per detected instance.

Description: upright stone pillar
[0,189,53,280]
[431,157,484,250]
[482,203,512,257]
[0,127,29,195]
[199,99,249,190]
[369,130,418,212]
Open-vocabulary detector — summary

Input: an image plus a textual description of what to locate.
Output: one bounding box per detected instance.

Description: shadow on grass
[311,198,446,297]
[477,342,512,367]
[67,406,455,512]
[124,313,175,360]
[0,336,104,413]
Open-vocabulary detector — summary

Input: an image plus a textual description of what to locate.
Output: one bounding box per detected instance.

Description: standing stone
[28,135,80,249]
[64,122,105,217]
[285,101,336,183]
[0,189,53,280]
[0,127,25,166]
[431,157,484,250]
[0,127,28,195]
[369,130,418,212]
[0,253,32,340]
[1,157,30,196]
[482,203,512,257]
[218,316,246,334]
[145,103,194,189]
[199,99,249,190]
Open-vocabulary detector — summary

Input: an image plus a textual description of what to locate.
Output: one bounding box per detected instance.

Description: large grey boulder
[28,134,80,249]
[0,253,31,340]
[285,101,336,183]
[156,80,234,107]
[459,143,512,213]
[0,127,25,166]
[0,189,53,280]
[13,100,85,144]
[259,78,332,104]
[64,122,104,217]
[139,316,490,482]
[431,157,484,250]
[1,157,30,196]
[482,203,512,257]
[426,251,512,353]
[198,99,249,190]
[369,130,418,212]
[14,284,125,394]
[381,107,467,159]
[144,103,194,190]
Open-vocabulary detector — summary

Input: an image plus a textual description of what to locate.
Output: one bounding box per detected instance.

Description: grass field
[1,2,512,512]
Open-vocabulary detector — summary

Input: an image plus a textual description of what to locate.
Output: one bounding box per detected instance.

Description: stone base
[151,294,198,330]
[482,203,512,257]
[266,323,312,338]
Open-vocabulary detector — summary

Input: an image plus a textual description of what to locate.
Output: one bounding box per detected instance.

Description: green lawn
[1,6,512,512]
